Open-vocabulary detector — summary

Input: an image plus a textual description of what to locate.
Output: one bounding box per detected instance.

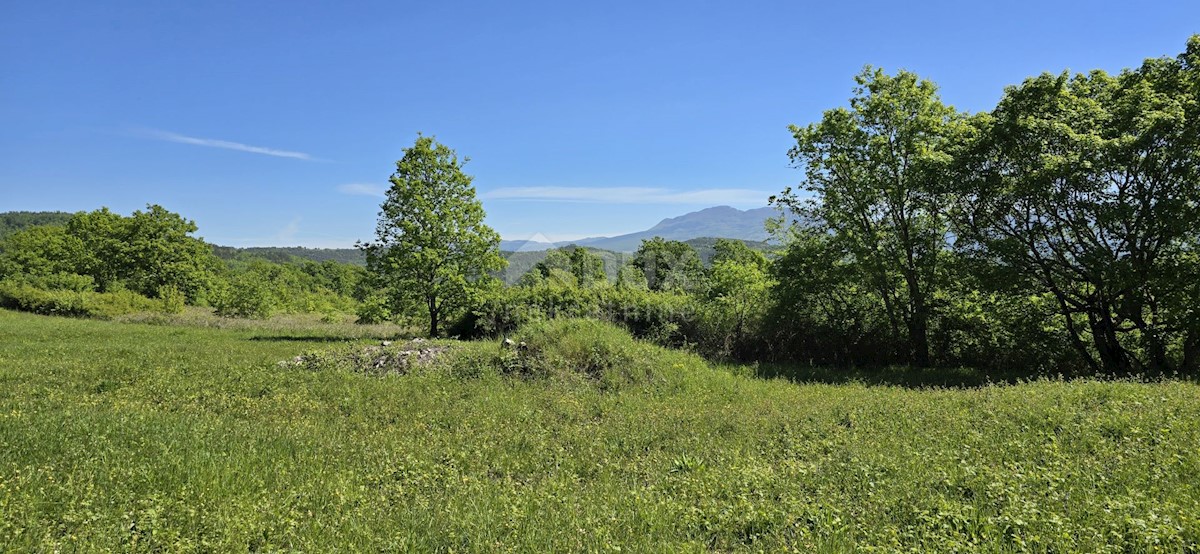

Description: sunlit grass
[1,309,1197,551]
[113,305,412,339]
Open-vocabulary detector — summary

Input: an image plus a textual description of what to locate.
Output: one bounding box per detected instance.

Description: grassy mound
[505,318,679,387]
[292,318,709,389]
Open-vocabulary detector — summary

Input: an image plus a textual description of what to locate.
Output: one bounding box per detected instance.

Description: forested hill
[0,211,73,240]
[498,237,771,285]
[0,211,373,266]
[210,246,367,265]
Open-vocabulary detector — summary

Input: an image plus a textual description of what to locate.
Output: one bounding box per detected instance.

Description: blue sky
[2,1,1197,247]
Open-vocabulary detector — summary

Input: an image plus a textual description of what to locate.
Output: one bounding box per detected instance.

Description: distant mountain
[501,206,780,253]
[499,239,560,252]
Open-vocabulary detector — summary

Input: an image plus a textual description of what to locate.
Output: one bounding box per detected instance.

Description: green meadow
[1,309,1197,552]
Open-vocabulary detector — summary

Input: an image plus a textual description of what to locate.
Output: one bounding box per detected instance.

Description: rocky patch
[281,339,453,376]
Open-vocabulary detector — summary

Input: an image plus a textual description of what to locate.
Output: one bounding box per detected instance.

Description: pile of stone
[282,338,452,376]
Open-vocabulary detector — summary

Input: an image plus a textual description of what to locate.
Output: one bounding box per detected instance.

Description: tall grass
[0,309,1197,551]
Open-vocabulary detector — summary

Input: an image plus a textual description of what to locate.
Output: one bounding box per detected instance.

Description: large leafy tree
[118,205,221,299]
[0,225,85,279]
[766,228,895,365]
[955,37,1200,375]
[359,136,506,337]
[772,68,967,366]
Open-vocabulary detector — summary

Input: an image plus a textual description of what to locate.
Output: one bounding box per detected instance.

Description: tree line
[769,37,1200,375]
[362,37,1200,376]
[0,206,369,320]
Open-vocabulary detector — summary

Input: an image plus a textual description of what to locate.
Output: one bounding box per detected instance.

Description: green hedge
[0,279,162,319]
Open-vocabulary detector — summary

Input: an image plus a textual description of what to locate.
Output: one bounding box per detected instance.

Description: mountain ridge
[501,205,778,252]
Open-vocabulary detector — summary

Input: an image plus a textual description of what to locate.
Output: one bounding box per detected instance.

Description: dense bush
[204,259,366,320]
[0,278,162,319]
[156,285,186,315]
[354,294,392,324]
[0,280,93,317]
[598,287,700,348]
[507,319,654,386]
[462,281,705,349]
[212,273,275,319]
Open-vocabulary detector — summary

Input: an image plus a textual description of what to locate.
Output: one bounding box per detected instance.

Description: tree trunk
[1089,311,1133,376]
[903,270,931,367]
[909,306,931,367]
[1182,328,1199,376]
[428,296,439,338]
[1045,284,1100,374]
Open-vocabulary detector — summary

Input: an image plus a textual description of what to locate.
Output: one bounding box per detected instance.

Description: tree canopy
[954,38,1200,375]
[358,135,506,336]
[0,205,221,301]
[772,67,968,366]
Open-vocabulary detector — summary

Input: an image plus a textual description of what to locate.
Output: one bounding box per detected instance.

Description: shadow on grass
[749,362,1037,389]
[248,335,363,343]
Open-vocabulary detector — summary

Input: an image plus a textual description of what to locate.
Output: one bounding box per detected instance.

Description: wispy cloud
[481,186,774,206]
[137,128,313,160]
[337,183,387,198]
[276,217,302,242]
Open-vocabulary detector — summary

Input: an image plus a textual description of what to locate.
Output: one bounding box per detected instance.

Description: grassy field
[1,309,1198,552]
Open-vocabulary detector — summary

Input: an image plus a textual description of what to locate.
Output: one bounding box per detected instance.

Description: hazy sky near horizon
[2,1,1197,247]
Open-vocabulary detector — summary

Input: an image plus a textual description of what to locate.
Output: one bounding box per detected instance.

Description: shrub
[34,272,96,292]
[87,288,160,319]
[0,279,159,319]
[465,284,704,349]
[598,288,700,348]
[509,318,661,389]
[355,295,392,324]
[157,285,186,314]
[212,275,274,319]
[0,280,93,317]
